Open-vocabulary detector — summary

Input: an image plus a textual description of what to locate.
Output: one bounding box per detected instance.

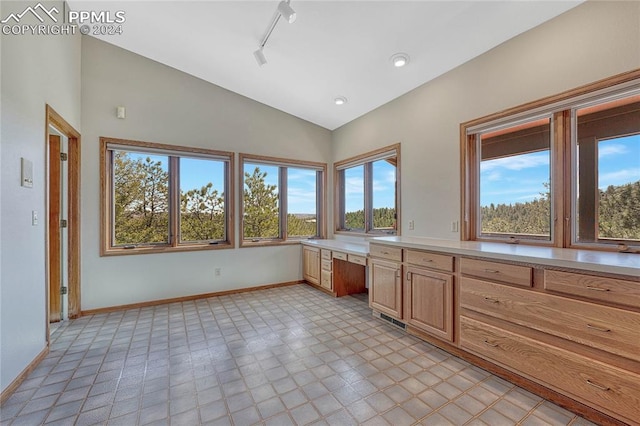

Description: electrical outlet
[408,220,414,230]
[214,268,221,277]
[451,221,459,232]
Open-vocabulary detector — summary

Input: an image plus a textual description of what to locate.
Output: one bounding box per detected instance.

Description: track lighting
[253,1,296,66]
[277,1,296,24]
[254,48,267,66]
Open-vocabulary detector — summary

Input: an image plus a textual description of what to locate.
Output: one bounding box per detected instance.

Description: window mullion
[364,162,373,233]
[169,156,180,247]
[280,167,287,240]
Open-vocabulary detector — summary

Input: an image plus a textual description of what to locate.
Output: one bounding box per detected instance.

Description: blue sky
[343,160,396,213]
[480,134,640,206]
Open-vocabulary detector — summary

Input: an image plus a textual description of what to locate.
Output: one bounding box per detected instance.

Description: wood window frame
[100,137,234,256]
[461,69,640,251]
[239,153,327,247]
[334,143,401,236]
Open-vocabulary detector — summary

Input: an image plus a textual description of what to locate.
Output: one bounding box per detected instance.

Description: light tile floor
[1,285,598,426]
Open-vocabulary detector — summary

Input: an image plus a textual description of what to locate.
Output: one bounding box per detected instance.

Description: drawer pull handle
[484,269,500,274]
[586,286,610,292]
[381,251,389,255]
[586,379,610,391]
[423,258,434,263]
[484,297,499,304]
[586,324,611,333]
[483,340,499,347]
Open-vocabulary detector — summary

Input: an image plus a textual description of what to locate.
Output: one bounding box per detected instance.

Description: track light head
[254,48,267,66]
[278,1,296,24]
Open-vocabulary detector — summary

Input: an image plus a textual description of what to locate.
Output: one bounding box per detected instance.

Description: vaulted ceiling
[70,1,583,130]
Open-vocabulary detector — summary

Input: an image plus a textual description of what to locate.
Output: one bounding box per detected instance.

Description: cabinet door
[405,266,453,342]
[369,258,402,319]
[303,247,320,285]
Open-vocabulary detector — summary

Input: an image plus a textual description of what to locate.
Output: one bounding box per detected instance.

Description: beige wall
[331,1,640,240]
[80,37,332,310]
[0,1,81,391]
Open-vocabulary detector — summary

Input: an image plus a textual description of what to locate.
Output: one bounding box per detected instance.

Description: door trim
[46,105,81,342]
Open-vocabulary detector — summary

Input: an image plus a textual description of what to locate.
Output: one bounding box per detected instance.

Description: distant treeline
[482,180,640,239]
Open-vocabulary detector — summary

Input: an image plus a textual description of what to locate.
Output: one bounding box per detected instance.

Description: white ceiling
[69,1,583,130]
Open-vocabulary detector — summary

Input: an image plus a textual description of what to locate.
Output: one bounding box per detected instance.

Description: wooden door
[369,258,402,318]
[303,246,320,285]
[405,266,453,342]
[48,135,62,322]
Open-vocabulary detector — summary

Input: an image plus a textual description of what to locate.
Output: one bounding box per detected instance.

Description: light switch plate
[21,158,33,188]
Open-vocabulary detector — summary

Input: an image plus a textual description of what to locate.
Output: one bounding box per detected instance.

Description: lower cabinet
[405,266,453,342]
[302,246,320,285]
[460,316,640,425]
[369,258,402,318]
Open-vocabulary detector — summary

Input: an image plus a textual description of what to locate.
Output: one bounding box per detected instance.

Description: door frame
[45,105,81,341]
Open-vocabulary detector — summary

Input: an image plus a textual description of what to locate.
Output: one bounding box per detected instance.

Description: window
[240,154,326,246]
[335,144,400,235]
[101,138,234,255]
[478,117,552,241]
[574,95,640,245]
[462,70,640,250]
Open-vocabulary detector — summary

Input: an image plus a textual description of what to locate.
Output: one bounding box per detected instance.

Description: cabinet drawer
[332,251,347,261]
[461,258,532,287]
[460,316,640,425]
[369,244,402,262]
[545,270,640,308]
[405,250,453,272]
[460,277,640,362]
[321,249,332,260]
[348,254,367,266]
[321,259,332,272]
[321,270,332,290]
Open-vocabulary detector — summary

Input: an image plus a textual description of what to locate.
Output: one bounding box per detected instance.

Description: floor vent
[376,312,407,330]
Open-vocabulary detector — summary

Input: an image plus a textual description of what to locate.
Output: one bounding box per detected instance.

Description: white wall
[0,1,81,392]
[332,1,640,240]
[81,36,332,310]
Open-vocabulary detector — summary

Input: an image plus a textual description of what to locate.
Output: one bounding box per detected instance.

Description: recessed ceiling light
[334,97,347,105]
[391,53,410,68]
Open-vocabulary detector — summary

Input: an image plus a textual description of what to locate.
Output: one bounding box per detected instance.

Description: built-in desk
[301,240,369,297]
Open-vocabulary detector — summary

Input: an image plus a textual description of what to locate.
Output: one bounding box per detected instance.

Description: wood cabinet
[461,316,640,425]
[368,242,639,425]
[302,246,320,286]
[369,258,402,318]
[405,266,453,342]
[302,244,367,297]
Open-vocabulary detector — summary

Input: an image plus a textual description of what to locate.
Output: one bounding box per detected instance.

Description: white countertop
[301,239,369,256]
[370,236,640,277]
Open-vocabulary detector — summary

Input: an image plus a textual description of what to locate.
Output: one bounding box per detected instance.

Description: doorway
[46,105,81,339]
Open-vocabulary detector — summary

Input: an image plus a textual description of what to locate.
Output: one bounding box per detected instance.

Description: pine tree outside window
[240,154,326,246]
[101,138,234,255]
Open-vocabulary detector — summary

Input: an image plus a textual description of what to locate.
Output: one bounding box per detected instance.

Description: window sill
[100,242,233,257]
[240,239,306,248]
[334,230,398,238]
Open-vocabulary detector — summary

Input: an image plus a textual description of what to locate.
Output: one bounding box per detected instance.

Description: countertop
[301,239,369,256]
[370,236,640,277]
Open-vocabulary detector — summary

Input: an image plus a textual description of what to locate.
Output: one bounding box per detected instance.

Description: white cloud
[598,143,628,159]
[598,168,640,189]
[481,152,549,172]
